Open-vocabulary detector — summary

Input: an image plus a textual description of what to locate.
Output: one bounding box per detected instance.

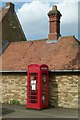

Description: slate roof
[0,7,9,22]
[0,3,27,54]
[0,36,80,71]
[0,7,9,54]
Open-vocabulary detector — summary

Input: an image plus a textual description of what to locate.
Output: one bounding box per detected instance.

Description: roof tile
[1,36,80,71]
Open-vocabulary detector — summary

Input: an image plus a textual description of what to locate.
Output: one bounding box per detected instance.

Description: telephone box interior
[27,64,49,109]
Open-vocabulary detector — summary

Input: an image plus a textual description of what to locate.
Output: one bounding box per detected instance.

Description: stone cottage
[0,3,80,109]
[0,2,26,53]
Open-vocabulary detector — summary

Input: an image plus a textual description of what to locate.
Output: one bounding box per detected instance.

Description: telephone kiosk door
[40,65,49,108]
[27,72,38,108]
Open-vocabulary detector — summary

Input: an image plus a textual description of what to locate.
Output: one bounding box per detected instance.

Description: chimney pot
[52,6,57,11]
[6,2,14,12]
[6,2,11,6]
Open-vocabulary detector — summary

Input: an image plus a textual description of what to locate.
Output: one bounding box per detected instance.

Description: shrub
[9,99,20,105]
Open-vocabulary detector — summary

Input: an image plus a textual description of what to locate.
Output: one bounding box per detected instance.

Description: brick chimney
[6,2,15,12]
[48,6,62,40]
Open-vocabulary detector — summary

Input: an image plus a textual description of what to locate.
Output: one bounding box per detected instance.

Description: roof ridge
[61,35,75,38]
[28,38,47,41]
[10,39,47,44]
[60,35,80,42]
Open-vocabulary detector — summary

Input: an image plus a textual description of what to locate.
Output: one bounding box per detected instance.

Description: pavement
[0,103,79,119]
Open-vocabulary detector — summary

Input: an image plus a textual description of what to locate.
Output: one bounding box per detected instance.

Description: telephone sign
[27,64,49,109]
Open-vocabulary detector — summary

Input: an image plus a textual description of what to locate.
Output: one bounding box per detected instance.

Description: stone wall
[1,72,79,109]
[49,72,79,109]
[2,73,27,104]
[0,73,2,103]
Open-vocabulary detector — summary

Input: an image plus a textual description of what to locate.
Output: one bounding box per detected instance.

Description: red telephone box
[27,64,49,109]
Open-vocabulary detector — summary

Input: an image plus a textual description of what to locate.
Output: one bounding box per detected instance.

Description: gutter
[0,70,27,72]
[0,70,80,73]
[50,70,80,72]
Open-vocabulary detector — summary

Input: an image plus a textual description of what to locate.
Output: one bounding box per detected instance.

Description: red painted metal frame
[27,64,49,109]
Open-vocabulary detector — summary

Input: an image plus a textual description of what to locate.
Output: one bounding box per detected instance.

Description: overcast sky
[2,0,80,40]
